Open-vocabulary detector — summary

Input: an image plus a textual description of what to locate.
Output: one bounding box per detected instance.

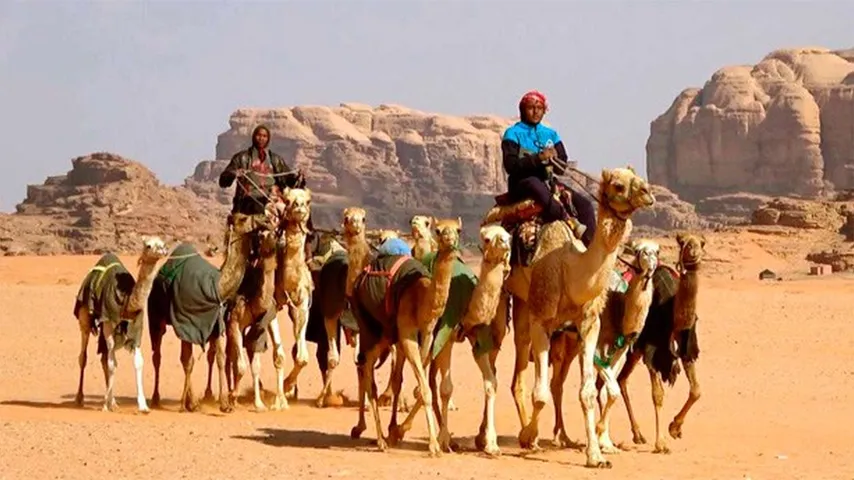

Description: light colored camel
[523,166,655,468]
[148,216,253,412]
[347,217,457,456]
[549,238,660,452]
[73,236,169,413]
[389,223,512,456]
[271,188,315,408]
[618,232,704,454]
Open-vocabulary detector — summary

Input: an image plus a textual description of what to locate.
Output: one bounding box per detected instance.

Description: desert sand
[1,228,852,480]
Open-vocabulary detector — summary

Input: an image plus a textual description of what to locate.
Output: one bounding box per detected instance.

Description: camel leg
[132,345,149,414]
[149,318,165,408]
[617,349,646,444]
[100,323,118,412]
[249,344,267,412]
[385,346,408,445]
[179,341,199,412]
[377,345,396,407]
[578,313,611,468]
[473,345,500,457]
[433,340,455,453]
[351,343,387,450]
[595,355,627,454]
[519,319,550,451]
[283,298,310,406]
[227,315,248,408]
[203,346,216,401]
[650,367,669,453]
[267,314,289,411]
[551,332,583,449]
[510,298,532,435]
[669,360,701,440]
[476,295,508,452]
[74,308,91,407]
[214,333,232,413]
[399,330,441,457]
[316,314,340,408]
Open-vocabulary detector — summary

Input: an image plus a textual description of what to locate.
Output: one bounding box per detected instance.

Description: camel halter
[676,243,700,274]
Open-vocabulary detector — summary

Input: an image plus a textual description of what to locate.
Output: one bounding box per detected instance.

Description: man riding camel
[501,90,596,246]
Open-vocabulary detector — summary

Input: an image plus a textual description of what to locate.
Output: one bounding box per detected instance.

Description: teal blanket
[419,252,478,359]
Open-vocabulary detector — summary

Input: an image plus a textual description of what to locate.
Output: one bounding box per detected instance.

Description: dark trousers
[510,176,596,245]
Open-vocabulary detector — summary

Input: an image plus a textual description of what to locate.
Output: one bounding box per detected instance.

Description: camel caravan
[71,98,706,469]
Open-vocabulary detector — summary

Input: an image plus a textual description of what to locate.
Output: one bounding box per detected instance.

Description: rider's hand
[538,147,557,163]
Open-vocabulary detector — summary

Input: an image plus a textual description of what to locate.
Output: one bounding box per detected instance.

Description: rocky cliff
[647,46,854,202]
[1,153,226,255]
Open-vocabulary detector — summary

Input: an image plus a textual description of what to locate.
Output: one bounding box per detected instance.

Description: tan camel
[148,215,254,412]
[523,166,655,468]
[549,238,660,452]
[225,221,284,412]
[388,223,512,456]
[347,218,457,456]
[617,232,704,454]
[73,236,169,412]
[271,188,315,408]
[410,214,437,260]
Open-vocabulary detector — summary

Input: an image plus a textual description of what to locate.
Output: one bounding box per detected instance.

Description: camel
[388,223,513,456]
[548,238,660,452]
[269,188,315,408]
[347,217,458,456]
[521,166,655,468]
[73,236,169,413]
[617,232,704,454]
[147,214,255,412]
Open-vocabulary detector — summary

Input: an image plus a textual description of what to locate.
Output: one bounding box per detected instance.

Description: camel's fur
[521,166,655,468]
[149,215,253,413]
[410,214,438,260]
[618,232,705,454]
[382,217,463,450]
[405,224,512,456]
[273,188,315,409]
[225,226,283,412]
[549,239,660,452]
[349,218,460,456]
[75,236,169,413]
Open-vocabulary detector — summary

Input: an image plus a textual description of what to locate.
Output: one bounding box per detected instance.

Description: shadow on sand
[2,393,179,411]
[234,427,431,453]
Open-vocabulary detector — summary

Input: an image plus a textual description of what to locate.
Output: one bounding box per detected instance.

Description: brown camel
[548,238,660,452]
[346,217,458,456]
[73,236,169,412]
[523,166,655,468]
[148,214,254,412]
[617,232,704,454]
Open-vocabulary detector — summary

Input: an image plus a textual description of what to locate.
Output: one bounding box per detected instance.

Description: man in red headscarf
[501,90,596,245]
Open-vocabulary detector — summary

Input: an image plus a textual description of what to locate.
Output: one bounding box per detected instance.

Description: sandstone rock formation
[750,197,849,231]
[631,185,707,231]
[647,46,854,202]
[1,152,226,255]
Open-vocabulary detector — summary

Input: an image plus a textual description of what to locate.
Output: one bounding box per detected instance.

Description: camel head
[410,215,435,239]
[342,207,367,237]
[255,226,279,257]
[675,232,705,269]
[434,217,462,252]
[139,236,169,264]
[629,238,660,275]
[599,166,656,220]
[282,188,312,225]
[480,224,511,265]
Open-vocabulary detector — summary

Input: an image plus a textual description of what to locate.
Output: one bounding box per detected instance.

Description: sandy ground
[1,229,853,479]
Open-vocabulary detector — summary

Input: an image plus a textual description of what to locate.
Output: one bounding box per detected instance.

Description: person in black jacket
[501,90,595,245]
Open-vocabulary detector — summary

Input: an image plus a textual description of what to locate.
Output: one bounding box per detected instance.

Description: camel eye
[614,183,625,193]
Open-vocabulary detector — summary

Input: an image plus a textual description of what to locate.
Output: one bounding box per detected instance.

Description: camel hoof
[376,393,392,408]
[376,437,389,452]
[101,402,117,412]
[137,406,151,415]
[483,444,501,458]
[284,384,298,401]
[518,425,540,451]
[600,443,621,454]
[254,402,268,413]
[74,393,85,407]
[585,459,613,469]
[668,420,683,439]
[447,398,459,412]
[632,431,647,444]
[219,403,234,414]
[350,425,365,440]
[654,444,671,454]
[554,433,583,450]
[150,396,161,409]
[203,390,215,402]
[315,394,327,409]
[271,395,289,411]
[427,441,442,458]
[387,424,405,446]
[438,431,454,453]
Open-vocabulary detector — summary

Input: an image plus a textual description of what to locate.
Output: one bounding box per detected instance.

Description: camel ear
[626,164,636,174]
[601,168,612,184]
[456,216,463,231]
[675,233,686,247]
[700,236,707,249]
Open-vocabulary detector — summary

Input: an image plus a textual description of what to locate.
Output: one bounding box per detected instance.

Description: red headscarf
[519,90,548,110]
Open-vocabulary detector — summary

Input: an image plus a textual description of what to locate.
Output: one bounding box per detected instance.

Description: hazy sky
[1,0,852,212]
